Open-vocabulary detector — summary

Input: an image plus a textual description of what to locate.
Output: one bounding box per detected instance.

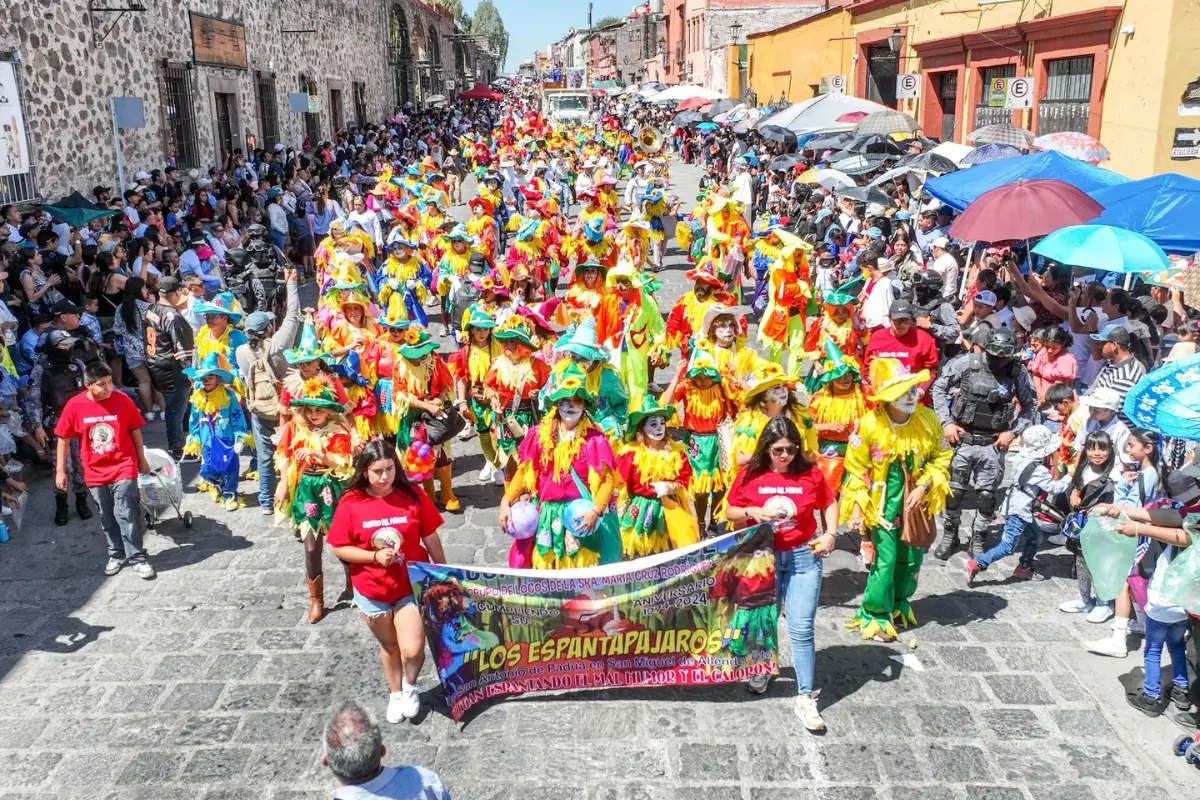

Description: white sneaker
[478,462,495,483]
[1085,604,1114,624]
[386,691,407,724]
[1058,598,1090,614]
[130,561,156,580]
[397,684,421,719]
[794,695,826,732]
[104,557,123,576]
[747,674,770,695]
[1047,534,1068,546]
[1085,631,1129,658]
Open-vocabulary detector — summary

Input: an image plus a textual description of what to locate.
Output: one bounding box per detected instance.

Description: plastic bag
[1080,513,1137,602]
[1159,526,1200,614]
[9,490,25,529]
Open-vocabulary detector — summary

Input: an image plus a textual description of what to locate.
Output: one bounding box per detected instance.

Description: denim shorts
[353,589,414,618]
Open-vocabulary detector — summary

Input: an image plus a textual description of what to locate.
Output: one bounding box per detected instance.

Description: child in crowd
[80,295,104,345]
[1056,431,1121,618]
[184,353,247,511]
[1029,326,1077,404]
[966,425,1071,584]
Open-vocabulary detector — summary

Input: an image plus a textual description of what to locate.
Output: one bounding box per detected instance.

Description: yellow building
[746,0,1200,179]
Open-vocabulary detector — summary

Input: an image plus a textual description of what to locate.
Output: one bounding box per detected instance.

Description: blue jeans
[270,230,286,252]
[250,414,277,509]
[776,545,823,695]
[1143,616,1189,700]
[976,515,1040,570]
[161,384,190,455]
[90,479,146,564]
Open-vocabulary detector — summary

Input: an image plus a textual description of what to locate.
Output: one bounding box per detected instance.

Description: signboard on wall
[987,77,1008,107]
[822,75,847,95]
[1171,128,1200,160]
[1005,77,1033,109]
[190,13,249,70]
[896,73,919,100]
[0,62,31,177]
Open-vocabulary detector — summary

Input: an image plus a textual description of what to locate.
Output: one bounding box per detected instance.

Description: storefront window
[1038,55,1093,135]
[974,64,1016,129]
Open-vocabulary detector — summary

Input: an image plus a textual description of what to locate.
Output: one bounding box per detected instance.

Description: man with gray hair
[322,700,451,799]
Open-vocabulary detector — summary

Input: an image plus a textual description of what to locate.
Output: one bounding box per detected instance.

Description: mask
[557,401,584,424]
[891,388,919,415]
[715,324,735,344]
[765,386,790,405]
[643,416,666,441]
[986,354,1011,373]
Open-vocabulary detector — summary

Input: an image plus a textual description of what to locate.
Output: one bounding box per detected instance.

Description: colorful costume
[756,231,816,377]
[485,317,550,475]
[841,358,952,641]
[665,265,737,356]
[614,397,694,559]
[806,340,868,493]
[390,326,459,512]
[803,277,869,376]
[595,262,666,409]
[667,349,738,497]
[541,320,629,438]
[184,353,248,510]
[273,381,355,539]
[448,308,502,474]
[726,363,819,489]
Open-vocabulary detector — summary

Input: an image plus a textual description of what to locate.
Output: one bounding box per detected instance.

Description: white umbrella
[650,84,726,104]
[805,169,855,190]
[869,165,928,194]
[929,141,974,167]
[711,103,746,125]
[758,94,892,135]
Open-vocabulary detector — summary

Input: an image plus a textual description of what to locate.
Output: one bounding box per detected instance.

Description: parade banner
[408,526,778,720]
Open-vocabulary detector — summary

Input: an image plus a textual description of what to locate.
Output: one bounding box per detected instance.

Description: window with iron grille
[300,75,321,145]
[0,56,39,203]
[865,45,898,108]
[329,88,344,133]
[160,62,200,169]
[974,63,1016,129]
[1038,55,1094,136]
[255,71,279,151]
[353,82,367,127]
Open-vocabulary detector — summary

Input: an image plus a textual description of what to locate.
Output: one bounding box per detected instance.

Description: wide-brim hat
[546,366,596,407]
[1019,425,1061,460]
[554,320,608,363]
[284,320,333,365]
[494,317,536,348]
[443,226,473,243]
[686,264,725,288]
[517,298,560,333]
[290,394,344,412]
[398,326,440,359]
[193,292,245,324]
[464,307,495,330]
[867,357,928,404]
[575,260,608,279]
[184,352,234,384]
[741,362,794,405]
[700,303,746,339]
[625,395,675,440]
[606,261,641,287]
[469,196,494,215]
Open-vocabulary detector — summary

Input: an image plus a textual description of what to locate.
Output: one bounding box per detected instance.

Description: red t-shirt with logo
[327,485,444,602]
[53,391,145,487]
[726,464,834,551]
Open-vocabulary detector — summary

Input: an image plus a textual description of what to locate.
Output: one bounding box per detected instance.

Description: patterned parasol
[966,123,1035,149]
[1034,131,1110,164]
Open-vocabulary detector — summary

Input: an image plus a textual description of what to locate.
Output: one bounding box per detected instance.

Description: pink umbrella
[836,111,870,124]
[948,179,1104,243]
[677,96,712,112]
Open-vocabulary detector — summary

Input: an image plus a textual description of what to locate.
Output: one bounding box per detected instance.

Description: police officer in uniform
[911,270,961,357]
[27,309,105,524]
[930,327,1037,559]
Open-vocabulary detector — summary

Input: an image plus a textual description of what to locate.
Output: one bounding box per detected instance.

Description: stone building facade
[0,0,467,201]
[613,13,666,86]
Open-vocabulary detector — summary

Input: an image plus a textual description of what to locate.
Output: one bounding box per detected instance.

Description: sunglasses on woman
[770,444,798,457]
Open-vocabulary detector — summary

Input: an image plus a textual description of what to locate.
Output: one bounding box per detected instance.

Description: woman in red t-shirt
[724,416,838,733]
[327,439,447,725]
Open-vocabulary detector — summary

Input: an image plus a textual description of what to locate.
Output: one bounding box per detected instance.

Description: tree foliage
[594,15,624,28]
[470,0,509,66]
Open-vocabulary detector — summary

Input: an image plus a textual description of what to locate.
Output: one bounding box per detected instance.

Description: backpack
[1016,461,1067,534]
[245,344,282,420]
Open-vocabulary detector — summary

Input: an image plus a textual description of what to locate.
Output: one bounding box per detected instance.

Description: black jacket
[143,302,195,393]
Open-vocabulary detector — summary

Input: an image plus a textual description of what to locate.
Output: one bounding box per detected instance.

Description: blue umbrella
[960,143,1022,165]
[1124,353,1200,441]
[1031,224,1170,273]
[696,122,719,132]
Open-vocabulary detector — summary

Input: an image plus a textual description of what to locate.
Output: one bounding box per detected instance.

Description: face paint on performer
[713,316,737,345]
[583,267,601,287]
[557,399,585,425]
[642,415,668,443]
[831,305,850,324]
[891,387,919,415]
[765,386,790,406]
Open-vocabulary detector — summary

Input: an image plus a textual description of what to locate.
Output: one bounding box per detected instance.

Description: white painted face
[765,386,790,406]
[557,400,584,424]
[714,321,736,344]
[643,416,667,441]
[891,387,919,415]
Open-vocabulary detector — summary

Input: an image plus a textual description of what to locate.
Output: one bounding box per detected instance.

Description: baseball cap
[134,170,151,181]
[157,276,181,294]
[930,236,950,250]
[895,210,912,221]
[974,289,998,307]
[1089,323,1132,347]
[91,184,111,197]
[54,300,84,316]
[1165,469,1200,505]
[889,299,915,320]
[1080,387,1122,412]
[244,311,275,334]
[273,143,286,152]
[860,227,882,240]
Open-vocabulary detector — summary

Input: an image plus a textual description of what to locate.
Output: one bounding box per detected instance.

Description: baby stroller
[138,448,193,530]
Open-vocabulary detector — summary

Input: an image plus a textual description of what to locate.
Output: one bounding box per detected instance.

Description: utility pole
[588,2,593,30]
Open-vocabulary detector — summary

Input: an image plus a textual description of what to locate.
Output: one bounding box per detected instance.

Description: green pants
[860,525,923,630]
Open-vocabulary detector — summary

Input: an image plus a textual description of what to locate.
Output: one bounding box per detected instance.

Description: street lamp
[887,27,904,53]
[730,21,742,45]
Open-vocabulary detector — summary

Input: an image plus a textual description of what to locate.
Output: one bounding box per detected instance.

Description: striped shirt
[1091,355,1146,427]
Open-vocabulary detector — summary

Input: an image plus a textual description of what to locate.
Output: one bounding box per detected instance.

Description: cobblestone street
[0,161,1193,800]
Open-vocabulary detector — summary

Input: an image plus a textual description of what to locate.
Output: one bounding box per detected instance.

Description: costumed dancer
[757,231,817,377]
[273,378,356,623]
[595,261,667,409]
[364,309,409,437]
[499,365,620,570]
[562,216,618,282]
[557,260,610,329]
[517,299,562,365]
[323,276,380,439]
[281,321,351,418]
[192,292,249,393]
[448,308,502,483]
[661,349,738,534]
[541,320,629,438]
[803,277,868,377]
[391,326,460,512]
[616,217,653,272]
[377,232,433,328]
[841,358,952,642]
[615,396,695,559]
[664,263,737,358]
[434,225,476,338]
[185,353,248,511]
[639,186,674,272]
[484,316,550,485]
[466,196,497,266]
[690,303,757,400]
[702,196,751,297]
[727,362,819,487]
[675,191,710,265]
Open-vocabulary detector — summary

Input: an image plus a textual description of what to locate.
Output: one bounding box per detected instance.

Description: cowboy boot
[421,478,436,502]
[306,576,325,624]
[437,465,460,512]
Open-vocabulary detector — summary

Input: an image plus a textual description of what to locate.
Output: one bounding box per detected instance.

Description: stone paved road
[0,160,1194,800]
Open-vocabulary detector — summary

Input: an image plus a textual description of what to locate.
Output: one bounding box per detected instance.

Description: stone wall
[0,0,453,200]
[706,5,824,93]
[614,16,666,86]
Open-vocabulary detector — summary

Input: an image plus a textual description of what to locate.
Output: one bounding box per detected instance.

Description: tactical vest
[949,353,1017,434]
[44,359,85,417]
